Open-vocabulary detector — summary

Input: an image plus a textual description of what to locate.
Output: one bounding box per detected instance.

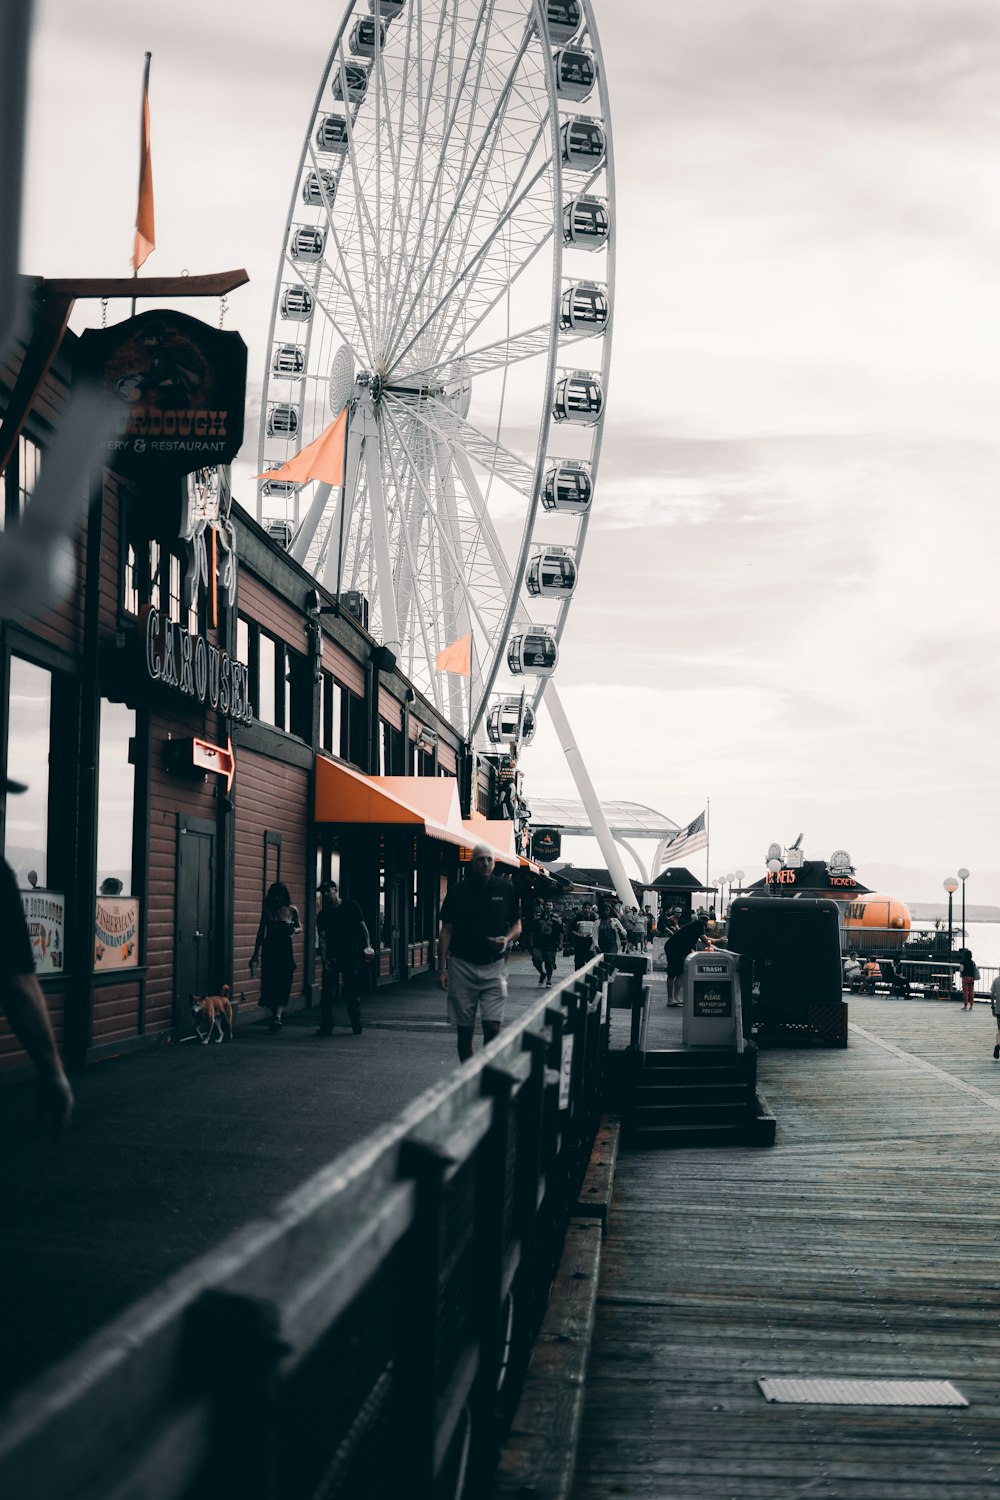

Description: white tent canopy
[527,797,679,841]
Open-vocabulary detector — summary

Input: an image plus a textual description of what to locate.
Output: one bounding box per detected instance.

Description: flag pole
[131,51,153,316]
[705,796,711,902]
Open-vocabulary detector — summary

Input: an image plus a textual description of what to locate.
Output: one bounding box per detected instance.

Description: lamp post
[943,876,958,951]
[735,869,745,895]
[957,867,970,947]
[767,857,782,896]
[725,874,734,916]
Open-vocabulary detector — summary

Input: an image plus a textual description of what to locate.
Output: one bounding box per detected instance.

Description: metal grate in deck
[758,1377,968,1407]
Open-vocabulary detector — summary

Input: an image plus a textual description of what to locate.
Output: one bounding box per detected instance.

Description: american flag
[659,810,708,866]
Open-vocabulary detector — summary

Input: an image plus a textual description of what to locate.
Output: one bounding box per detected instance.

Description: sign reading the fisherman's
[141,605,252,724]
[77,310,247,475]
[531,827,561,862]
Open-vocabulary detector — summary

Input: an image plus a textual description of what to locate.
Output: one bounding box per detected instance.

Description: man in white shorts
[437,843,522,1062]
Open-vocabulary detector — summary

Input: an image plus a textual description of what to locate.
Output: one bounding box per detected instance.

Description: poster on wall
[21,889,65,974]
[94,897,140,970]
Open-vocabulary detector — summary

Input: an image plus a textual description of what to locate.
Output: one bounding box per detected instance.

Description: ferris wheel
[256,0,614,741]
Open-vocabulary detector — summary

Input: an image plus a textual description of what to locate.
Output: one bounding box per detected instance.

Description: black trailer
[726,896,847,1047]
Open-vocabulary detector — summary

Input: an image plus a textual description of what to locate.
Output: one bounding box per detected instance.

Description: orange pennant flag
[435,632,472,677]
[254,407,348,487]
[132,55,155,273]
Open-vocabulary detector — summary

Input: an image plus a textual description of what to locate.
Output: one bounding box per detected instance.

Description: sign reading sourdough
[76,310,247,475]
[142,606,253,724]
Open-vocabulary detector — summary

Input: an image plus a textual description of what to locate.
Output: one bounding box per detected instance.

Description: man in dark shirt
[315,879,373,1036]
[438,844,521,1061]
[1,777,73,1129]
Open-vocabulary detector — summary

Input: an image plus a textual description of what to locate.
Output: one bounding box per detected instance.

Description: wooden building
[0,298,504,1080]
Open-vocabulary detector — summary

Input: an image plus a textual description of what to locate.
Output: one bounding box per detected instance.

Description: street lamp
[943,876,958,951]
[725,874,735,913]
[735,869,745,894]
[957,867,970,946]
[767,857,783,896]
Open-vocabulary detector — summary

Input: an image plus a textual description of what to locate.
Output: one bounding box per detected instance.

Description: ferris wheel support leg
[362,412,401,655]
[542,682,638,913]
[321,419,363,596]
[289,482,333,567]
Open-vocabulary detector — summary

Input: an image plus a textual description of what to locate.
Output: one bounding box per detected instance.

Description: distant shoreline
[906,904,1000,923]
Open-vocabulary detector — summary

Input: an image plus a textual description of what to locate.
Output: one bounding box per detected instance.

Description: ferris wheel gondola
[257,0,614,739]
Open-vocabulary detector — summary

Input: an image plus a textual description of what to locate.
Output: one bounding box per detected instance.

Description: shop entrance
[175,815,216,1024]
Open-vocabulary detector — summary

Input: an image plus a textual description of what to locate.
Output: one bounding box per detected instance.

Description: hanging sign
[531,827,562,862]
[76,310,247,476]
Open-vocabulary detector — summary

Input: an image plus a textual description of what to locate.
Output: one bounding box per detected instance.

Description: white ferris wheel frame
[256,0,615,744]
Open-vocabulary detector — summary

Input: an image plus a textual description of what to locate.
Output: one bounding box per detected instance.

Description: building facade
[0,306,505,1079]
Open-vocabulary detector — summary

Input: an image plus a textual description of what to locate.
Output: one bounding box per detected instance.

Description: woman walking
[251,881,300,1032]
[958,948,979,1011]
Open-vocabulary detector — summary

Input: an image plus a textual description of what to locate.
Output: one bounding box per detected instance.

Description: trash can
[682,949,742,1049]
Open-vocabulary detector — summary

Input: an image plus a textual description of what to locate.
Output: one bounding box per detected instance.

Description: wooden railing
[0,955,629,1500]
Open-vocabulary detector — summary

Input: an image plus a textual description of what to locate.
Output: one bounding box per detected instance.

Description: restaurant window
[2,435,42,529]
[96,701,136,895]
[320,672,343,755]
[257,633,277,727]
[286,647,312,740]
[149,540,163,612]
[379,719,390,776]
[4,657,51,886]
[347,691,367,768]
[168,552,182,624]
[237,615,250,670]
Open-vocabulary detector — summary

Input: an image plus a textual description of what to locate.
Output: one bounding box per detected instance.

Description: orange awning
[461,814,519,869]
[315,757,470,848]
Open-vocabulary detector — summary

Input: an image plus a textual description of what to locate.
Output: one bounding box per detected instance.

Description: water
[954,920,1000,972]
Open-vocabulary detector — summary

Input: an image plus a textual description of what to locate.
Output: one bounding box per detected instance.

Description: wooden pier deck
[571,995,1000,1499]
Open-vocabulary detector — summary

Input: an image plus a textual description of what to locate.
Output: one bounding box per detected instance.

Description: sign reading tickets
[95,897,140,970]
[76,310,247,476]
[21,889,65,974]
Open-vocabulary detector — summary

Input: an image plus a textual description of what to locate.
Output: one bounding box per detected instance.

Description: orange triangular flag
[254,407,348,486]
[435,632,472,677]
[132,56,155,273]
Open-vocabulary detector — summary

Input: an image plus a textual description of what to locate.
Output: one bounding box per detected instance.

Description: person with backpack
[990,974,1000,1059]
[597,901,627,956]
[531,899,563,988]
[571,904,600,970]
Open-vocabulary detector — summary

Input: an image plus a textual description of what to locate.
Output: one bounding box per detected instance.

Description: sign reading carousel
[76,309,247,475]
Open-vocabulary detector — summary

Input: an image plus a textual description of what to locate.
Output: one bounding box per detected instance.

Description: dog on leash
[190,985,233,1044]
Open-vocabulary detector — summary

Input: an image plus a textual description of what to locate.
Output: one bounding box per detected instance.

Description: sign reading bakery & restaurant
[142,606,253,724]
[76,310,247,476]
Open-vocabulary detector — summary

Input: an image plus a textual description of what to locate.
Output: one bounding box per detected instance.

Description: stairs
[626,1045,776,1149]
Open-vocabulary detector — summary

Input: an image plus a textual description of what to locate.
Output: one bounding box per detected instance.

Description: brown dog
[190,985,233,1044]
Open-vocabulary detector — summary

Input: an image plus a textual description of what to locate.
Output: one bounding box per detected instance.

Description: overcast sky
[19,0,1000,904]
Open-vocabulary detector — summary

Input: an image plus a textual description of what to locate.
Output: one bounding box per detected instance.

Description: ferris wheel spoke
[382,402,501,649]
[383,0,499,354]
[327,51,380,345]
[406,322,558,387]
[281,253,368,369]
[381,429,445,711]
[387,391,533,497]
[386,0,456,345]
[387,149,550,375]
[383,15,538,365]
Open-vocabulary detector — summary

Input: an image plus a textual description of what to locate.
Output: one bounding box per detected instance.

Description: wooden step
[635,1081,747,1106]
[633,1101,750,1128]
